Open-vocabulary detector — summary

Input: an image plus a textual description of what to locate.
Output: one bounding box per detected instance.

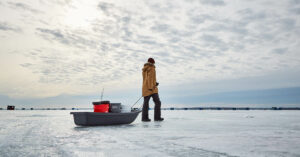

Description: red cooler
[93,101,110,113]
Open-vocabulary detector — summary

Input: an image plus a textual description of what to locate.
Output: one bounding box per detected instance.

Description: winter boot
[154,117,164,121]
[142,118,151,122]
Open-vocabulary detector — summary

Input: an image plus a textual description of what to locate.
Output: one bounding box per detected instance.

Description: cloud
[0,22,21,32]
[143,1,176,13]
[151,24,170,32]
[7,2,43,13]
[36,28,97,49]
[290,0,300,5]
[199,0,226,6]
[237,8,266,21]
[289,7,300,14]
[36,28,64,38]
[280,18,296,30]
[201,34,228,51]
[97,2,114,14]
[202,21,248,36]
[189,14,213,24]
[271,48,288,54]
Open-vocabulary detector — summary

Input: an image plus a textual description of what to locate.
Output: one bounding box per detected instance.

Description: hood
[142,62,155,72]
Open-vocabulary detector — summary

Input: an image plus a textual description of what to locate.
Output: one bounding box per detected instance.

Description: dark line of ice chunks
[2,107,300,110]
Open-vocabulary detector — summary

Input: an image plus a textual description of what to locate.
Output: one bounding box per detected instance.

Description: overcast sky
[0,0,299,106]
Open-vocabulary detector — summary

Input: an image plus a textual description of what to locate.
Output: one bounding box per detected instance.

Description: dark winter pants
[142,93,161,120]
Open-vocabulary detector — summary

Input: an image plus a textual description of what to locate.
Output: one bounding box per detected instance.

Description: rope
[131,96,143,109]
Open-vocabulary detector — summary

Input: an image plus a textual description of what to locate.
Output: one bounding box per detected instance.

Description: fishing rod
[100,88,104,101]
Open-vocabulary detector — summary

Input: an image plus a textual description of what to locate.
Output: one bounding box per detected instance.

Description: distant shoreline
[1,107,300,110]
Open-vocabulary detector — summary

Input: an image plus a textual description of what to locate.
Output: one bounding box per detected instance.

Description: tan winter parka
[142,62,158,97]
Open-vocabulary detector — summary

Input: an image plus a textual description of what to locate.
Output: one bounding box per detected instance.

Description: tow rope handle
[131,96,143,109]
[131,84,157,110]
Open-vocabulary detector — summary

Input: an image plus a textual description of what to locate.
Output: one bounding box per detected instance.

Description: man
[142,58,164,122]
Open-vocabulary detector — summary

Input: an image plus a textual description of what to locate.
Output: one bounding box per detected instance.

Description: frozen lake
[0,110,300,157]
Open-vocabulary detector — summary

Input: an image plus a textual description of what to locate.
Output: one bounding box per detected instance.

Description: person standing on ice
[142,58,164,122]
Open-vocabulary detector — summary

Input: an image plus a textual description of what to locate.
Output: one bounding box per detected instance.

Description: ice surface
[0,110,300,157]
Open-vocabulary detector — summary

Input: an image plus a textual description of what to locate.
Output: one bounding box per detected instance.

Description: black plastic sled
[70,110,141,126]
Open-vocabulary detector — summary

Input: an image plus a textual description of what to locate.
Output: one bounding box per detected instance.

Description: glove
[156,82,159,86]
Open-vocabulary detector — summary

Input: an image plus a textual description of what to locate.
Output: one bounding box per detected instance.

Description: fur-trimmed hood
[142,62,155,72]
